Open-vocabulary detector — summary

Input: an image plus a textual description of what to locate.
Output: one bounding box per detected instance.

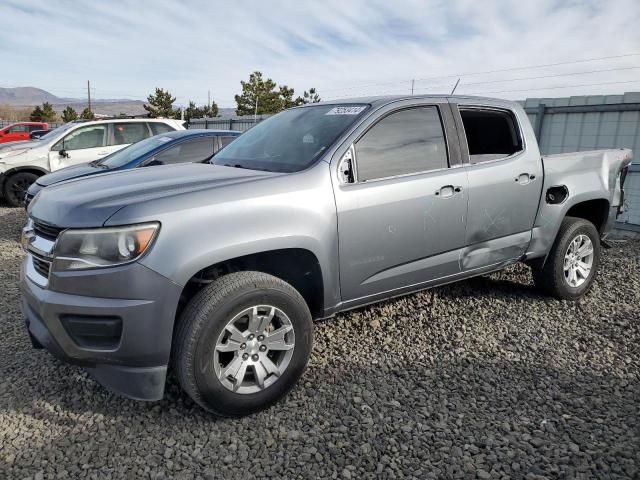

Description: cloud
[1,0,639,107]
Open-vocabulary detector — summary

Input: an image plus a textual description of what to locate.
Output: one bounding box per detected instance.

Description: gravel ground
[0,205,638,480]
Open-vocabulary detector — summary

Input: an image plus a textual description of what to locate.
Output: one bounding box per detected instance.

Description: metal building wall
[521,92,640,230]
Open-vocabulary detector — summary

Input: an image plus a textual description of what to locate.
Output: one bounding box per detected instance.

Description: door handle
[515,173,535,185]
[435,185,462,198]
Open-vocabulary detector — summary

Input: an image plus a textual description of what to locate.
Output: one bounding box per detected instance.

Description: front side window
[460,108,523,163]
[110,122,150,146]
[218,136,236,149]
[153,137,215,165]
[355,106,448,182]
[60,125,107,151]
[213,104,368,173]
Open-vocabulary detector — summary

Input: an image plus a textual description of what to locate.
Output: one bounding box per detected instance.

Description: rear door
[451,101,543,270]
[107,122,153,155]
[332,100,468,303]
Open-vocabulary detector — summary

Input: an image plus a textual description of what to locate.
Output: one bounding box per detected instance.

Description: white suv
[0,118,185,206]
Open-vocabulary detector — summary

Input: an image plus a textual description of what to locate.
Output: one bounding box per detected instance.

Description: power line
[320,52,640,95]
[465,79,640,95]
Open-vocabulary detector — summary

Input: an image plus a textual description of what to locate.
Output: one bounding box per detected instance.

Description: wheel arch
[0,166,48,190]
[177,247,325,320]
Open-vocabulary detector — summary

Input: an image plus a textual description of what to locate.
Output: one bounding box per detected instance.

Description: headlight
[52,223,159,271]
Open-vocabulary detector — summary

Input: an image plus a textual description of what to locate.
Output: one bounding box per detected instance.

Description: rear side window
[111,122,151,145]
[149,122,176,135]
[28,125,43,132]
[10,125,28,133]
[460,108,522,163]
[153,137,215,165]
[355,106,448,182]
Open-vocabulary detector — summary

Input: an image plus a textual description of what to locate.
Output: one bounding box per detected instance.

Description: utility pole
[411,79,415,95]
[207,90,211,114]
[87,80,92,113]
[254,95,258,122]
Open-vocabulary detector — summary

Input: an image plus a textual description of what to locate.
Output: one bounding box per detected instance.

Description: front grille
[32,254,51,278]
[33,220,64,241]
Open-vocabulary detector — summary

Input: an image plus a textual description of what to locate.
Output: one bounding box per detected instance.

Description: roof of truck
[309,94,520,108]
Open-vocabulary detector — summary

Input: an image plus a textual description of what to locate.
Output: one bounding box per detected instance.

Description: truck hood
[36,163,101,187]
[29,163,278,227]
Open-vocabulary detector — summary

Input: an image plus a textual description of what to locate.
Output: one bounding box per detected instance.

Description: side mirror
[337,146,355,184]
[59,149,70,158]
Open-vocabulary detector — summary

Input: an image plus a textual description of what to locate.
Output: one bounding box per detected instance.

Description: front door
[333,104,468,303]
[49,124,109,171]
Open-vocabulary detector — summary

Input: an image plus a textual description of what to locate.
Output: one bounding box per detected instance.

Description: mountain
[0,87,61,105]
[0,86,146,116]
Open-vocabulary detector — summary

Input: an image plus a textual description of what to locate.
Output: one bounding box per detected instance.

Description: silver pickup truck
[21,95,632,417]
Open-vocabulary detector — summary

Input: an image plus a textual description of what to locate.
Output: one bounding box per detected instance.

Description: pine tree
[29,105,44,122]
[301,88,321,104]
[80,107,95,120]
[235,72,283,116]
[41,102,57,122]
[144,88,176,118]
[61,106,78,122]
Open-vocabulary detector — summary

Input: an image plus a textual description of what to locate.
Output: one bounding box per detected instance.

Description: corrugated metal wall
[521,92,640,230]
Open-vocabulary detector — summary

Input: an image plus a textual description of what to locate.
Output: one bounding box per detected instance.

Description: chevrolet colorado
[20,95,632,417]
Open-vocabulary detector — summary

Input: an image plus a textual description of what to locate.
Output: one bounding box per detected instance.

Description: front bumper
[20,258,183,401]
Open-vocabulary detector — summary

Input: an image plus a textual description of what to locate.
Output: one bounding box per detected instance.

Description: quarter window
[354,106,448,182]
[153,137,215,165]
[111,122,151,146]
[149,122,175,135]
[60,125,107,151]
[459,108,523,163]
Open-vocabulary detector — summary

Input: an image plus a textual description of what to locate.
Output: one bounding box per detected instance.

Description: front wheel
[174,271,313,417]
[3,172,38,208]
[532,216,601,300]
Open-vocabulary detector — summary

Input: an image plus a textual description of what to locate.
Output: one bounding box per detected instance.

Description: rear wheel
[532,216,601,300]
[3,172,38,208]
[174,271,313,417]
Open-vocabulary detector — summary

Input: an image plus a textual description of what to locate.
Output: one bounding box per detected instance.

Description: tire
[3,172,39,208]
[174,271,313,417]
[532,216,601,300]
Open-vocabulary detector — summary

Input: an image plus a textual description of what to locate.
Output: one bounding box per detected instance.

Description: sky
[1,0,640,109]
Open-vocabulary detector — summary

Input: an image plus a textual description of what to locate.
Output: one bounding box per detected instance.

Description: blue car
[25,129,240,208]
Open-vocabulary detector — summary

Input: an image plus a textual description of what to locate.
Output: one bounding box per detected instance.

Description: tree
[61,106,78,122]
[279,85,300,110]
[80,107,95,120]
[41,102,57,122]
[144,87,176,118]
[29,105,44,122]
[301,88,321,104]
[235,71,283,116]
[174,100,220,123]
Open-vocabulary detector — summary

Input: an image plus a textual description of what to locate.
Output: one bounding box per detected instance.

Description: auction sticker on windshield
[326,106,367,115]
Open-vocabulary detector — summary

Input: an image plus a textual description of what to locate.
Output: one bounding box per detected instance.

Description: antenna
[450,78,461,94]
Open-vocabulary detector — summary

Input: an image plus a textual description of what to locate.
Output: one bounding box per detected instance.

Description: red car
[0,122,49,144]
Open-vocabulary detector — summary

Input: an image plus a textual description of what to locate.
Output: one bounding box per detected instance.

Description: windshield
[212,104,368,173]
[38,123,77,142]
[99,134,175,168]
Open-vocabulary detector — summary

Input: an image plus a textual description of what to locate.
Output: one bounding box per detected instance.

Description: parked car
[29,129,51,139]
[0,117,185,206]
[25,129,240,208]
[0,122,49,144]
[21,96,631,417]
